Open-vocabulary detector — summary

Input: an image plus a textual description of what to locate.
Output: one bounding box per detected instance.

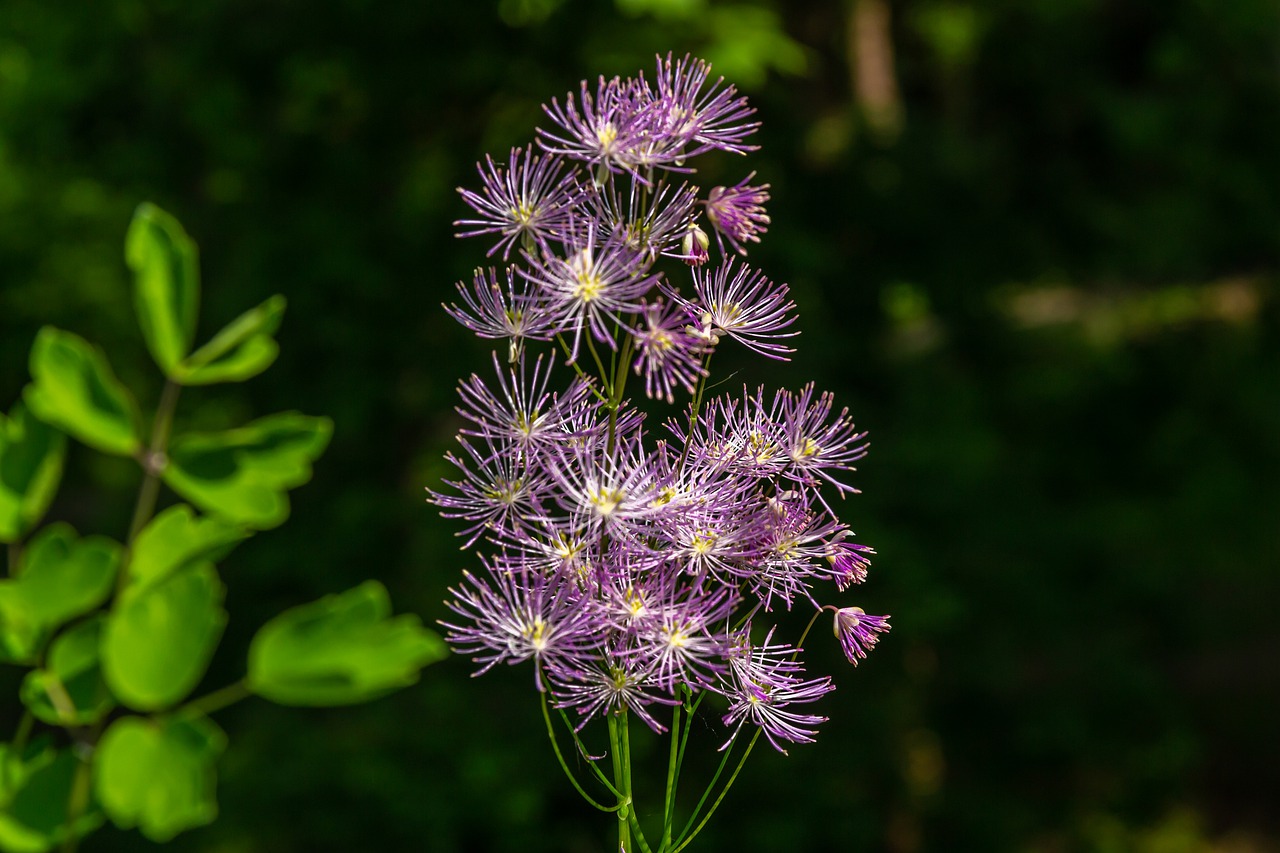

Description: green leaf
[0,524,120,664]
[22,327,142,457]
[0,404,66,544]
[125,203,200,376]
[19,617,113,728]
[128,505,247,593]
[102,564,226,712]
[161,412,332,530]
[94,714,225,842]
[0,747,101,853]
[177,295,286,385]
[247,580,448,706]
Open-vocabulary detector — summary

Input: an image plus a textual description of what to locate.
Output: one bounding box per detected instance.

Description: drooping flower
[681,223,710,266]
[455,145,577,259]
[705,173,771,256]
[833,606,891,665]
[825,541,874,590]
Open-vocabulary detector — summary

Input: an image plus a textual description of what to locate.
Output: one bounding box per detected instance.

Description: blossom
[620,575,737,692]
[521,222,658,364]
[455,352,590,453]
[631,299,708,403]
[444,266,556,363]
[431,433,541,546]
[770,384,869,499]
[544,429,665,537]
[825,541,874,590]
[455,145,577,259]
[650,53,759,158]
[833,606,891,664]
[719,628,834,754]
[538,75,660,177]
[585,179,698,261]
[442,558,605,687]
[747,493,848,610]
[437,55,890,767]
[666,259,799,359]
[705,173,770,256]
[552,657,676,733]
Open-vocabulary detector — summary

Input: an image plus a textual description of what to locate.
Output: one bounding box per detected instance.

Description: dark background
[1,0,1278,850]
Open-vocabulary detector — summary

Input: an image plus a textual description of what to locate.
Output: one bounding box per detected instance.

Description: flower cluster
[436,54,889,755]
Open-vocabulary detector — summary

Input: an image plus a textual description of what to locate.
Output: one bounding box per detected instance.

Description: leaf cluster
[0,205,447,851]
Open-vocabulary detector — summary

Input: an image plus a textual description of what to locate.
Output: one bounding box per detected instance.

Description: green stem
[795,608,827,661]
[608,712,633,852]
[555,335,609,403]
[5,710,34,789]
[662,701,682,850]
[618,715,654,853]
[125,378,181,548]
[555,706,620,794]
[59,754,92,853]
[670,730,760,853]
[6,541,20,576]
[178,679,252,719]
[541,691,620,812]
[585,334,611,397]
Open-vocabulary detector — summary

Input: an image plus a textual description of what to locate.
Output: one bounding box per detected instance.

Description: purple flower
[522,222,658,364]
[586,179,698,261]
[650,53,759,158]
[552,657,676,733]
[833,607,891,665]
[631,300,708,403]
[619,575,737,693]
[539,75,656,177]
[442,558,605,688]
[432,433,540,546]
[456,146,577,259]
[436,55,890,768]
[770,384,869,499]
[826,541,874,590]
[455,352,595,455]
[665,259,799,359]
[719,628,834,754]
[544,429,665,537]
[444,266,557,363]
[705,173,771,256]
[748,493,848,610]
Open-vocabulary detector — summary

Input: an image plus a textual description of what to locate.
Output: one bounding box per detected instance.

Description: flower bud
[681,224,710,266]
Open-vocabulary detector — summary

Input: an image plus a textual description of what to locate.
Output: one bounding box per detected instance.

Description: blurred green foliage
[1,0,1277,851]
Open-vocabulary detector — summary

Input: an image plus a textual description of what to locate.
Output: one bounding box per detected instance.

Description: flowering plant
[435,54,890,852]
